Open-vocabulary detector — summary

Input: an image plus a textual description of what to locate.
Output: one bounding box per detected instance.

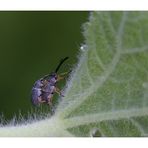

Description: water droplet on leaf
[80,44,87,52]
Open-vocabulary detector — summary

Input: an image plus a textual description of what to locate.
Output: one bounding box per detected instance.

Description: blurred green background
[0,11,88,121]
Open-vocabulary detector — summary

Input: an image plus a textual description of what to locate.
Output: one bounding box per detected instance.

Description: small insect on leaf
[31,57,70,108]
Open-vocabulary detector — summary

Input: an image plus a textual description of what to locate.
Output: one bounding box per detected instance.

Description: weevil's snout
[55,74,58,79]
[50,72,57,78]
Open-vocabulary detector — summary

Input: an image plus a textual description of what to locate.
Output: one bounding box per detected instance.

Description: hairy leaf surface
[56,12,148,136]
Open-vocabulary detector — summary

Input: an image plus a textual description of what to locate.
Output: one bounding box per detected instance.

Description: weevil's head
[42,72,57,81]
[46,72,57,84]
[50,72,58,79]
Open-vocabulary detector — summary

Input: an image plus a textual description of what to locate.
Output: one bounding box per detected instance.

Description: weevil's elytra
[31,57,69,107]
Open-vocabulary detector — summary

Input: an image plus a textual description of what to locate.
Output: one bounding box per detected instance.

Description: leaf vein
[64,107,148,129]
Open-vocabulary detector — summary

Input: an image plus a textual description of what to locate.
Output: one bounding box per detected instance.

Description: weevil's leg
[46,94,53,106]
[57,71,71,81]
[59,71,71,77]
[54,87,60,95]
[47,101,52,106]
[41,80,48,90]
[54,87,64,97]
[57,75,64,81]
[38,96,46,103]
[59,71,70,76]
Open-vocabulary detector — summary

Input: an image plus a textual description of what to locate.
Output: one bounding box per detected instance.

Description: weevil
[31,57,69,106]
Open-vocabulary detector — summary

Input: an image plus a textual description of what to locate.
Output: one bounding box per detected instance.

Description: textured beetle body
[41,73,57,104]
[31,79,44,105]
[31,57,69,106]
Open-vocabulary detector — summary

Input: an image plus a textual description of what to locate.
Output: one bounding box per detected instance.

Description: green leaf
[55,11,148,136]
[0,11,148,137]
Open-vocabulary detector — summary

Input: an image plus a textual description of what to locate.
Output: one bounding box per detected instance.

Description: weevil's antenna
[42,57,69,80]
[55,57,69,73]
